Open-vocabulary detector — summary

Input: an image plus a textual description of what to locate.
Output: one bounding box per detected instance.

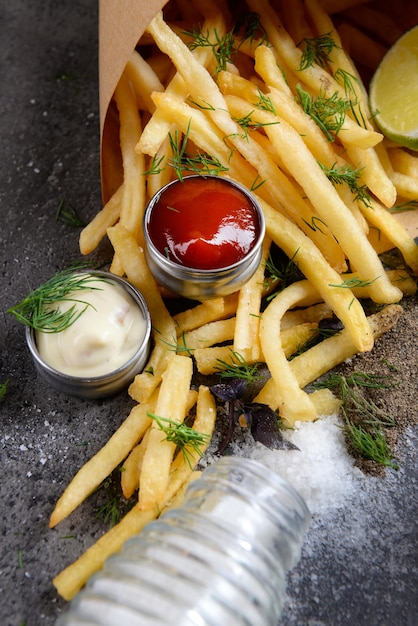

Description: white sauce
[36,278,147,377]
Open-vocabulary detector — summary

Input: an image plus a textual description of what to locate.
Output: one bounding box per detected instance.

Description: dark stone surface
[0,2,417,626]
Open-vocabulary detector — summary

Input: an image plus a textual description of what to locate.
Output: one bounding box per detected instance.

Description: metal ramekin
[143,175,266,300]
[25,271,152,399]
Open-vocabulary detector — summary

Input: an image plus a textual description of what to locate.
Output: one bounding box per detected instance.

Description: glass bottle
[56,456,310,626]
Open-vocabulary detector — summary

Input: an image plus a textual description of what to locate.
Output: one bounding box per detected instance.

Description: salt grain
[247,414,364,515]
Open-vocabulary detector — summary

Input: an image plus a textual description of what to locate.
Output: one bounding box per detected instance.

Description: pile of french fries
[51,0,418,601]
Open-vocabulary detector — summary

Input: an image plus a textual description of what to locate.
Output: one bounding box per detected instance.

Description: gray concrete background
[0,2,417,626]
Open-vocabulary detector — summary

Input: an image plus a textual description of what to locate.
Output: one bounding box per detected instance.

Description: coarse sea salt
[246,414,365,516]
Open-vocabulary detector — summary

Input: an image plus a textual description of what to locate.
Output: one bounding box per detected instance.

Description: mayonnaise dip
[36,277,147,377]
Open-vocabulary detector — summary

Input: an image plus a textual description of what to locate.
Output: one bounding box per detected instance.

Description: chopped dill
[0,379,9,400]
[298,32,340,70]
[184,27,237,73]
[313,371,398,469]
[233,12,269,47]
[7,268,109,333]
[296,84,350,141]
[168,120,228,180]
[318,161,371,205]
[389,199,418,213]
[148,413,210,468]
[334,68,367,128]
[55,198,87,227]
[215,349,264,383]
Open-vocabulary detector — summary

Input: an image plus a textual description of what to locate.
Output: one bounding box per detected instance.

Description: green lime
[369,25,418,150]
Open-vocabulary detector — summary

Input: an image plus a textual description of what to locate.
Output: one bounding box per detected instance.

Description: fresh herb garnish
[296,84,350,141]
[318,161,371,205]
[7,268,108,333]
[0,379,9,400]
[168,120,229,180]
[388,199,418,213]
[55,198,87,227]
[298,32,339,70]
[94,467,135,528]
[313,372,398,468]
[148,412,210,468]
[334,68,367,128]
[184,27,237,73]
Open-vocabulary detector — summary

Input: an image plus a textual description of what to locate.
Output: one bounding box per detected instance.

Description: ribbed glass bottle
[56,456,310,626]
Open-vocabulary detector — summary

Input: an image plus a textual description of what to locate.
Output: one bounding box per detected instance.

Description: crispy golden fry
[107,223,177,401]
[183,317,236,350]
[125,50,164,114]
[255,304,403,411]
[233,237,271,363]
[260,281,319,424]
[259,200,374,351]
[121,429,150,499]
[53,384,215,602]
[113,73,146,244]
[226,98,401,305]
[173,294,238,335]
[138,354,193,510]
[79,184,123,255]
[49,392,158,528]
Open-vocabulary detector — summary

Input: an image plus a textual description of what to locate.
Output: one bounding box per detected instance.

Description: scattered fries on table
[52,0,418,600]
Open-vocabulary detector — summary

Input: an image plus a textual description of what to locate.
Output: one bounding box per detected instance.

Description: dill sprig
[313,372,398,468]
[0,379,9,401]
[94,467,135,528]
[55,198,87,227]
[143,154,165,176]
[233,12,269,47]
[184,27,237,73]
[328,275,378,290]
[215,349,264,383]
[168,121,229,180]
[148,413,210,468]
[263,250,302,299]
[296,84,350,142]
[7,268,108,333]
[334,68,367,128]
[389,200,418,213]
[318,161,371,205]
[255,90,277,114]
[298,32,340,70]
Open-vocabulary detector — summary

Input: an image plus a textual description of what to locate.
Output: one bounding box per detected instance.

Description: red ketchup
[147,176,261,270]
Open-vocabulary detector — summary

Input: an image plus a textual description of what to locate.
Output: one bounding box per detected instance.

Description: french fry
[138,354,193,510]
[226,97,401,305]
[259,199,374,351]
[79,184,123,255]
[49,392,158,528]
[120,429,150,499]
[255,304,403,411]
[121,388,198,499]
[113,73,146,244]
[53,384,215,602]
[233,237,271,362]
[182,317,236,350]
[173,294,238,335]
[260,281,319,425]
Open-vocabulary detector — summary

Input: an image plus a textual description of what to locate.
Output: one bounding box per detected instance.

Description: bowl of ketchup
[143,175,265,299]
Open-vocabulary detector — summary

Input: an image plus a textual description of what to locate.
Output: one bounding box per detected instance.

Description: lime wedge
[369,25,418,150]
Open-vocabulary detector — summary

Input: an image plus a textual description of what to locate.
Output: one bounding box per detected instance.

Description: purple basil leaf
[244,402,299,451]
[211,379,247,402]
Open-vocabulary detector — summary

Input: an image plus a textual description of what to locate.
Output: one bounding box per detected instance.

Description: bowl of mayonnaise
[24,270,152,398]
